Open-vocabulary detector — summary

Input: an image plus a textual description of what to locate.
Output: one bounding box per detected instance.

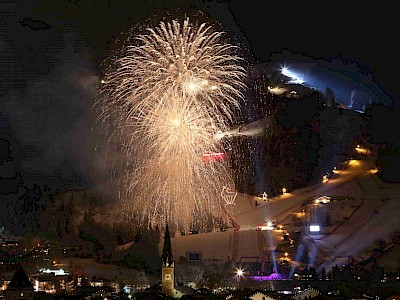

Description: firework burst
[96,17,246,232]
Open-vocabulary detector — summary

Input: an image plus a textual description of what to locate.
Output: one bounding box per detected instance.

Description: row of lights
[322,143,372,184]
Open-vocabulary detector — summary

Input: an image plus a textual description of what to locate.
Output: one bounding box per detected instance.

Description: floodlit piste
[96,17,246,232]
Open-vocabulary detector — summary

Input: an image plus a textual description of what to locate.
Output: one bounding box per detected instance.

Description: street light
[262,192,268,201]
[322,174,329,183]
[235,268,244,290]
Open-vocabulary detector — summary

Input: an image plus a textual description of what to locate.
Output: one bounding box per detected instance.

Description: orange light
[370,168,379,174]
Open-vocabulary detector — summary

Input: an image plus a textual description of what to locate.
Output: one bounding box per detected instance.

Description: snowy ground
[53,258,154,284]
[169,151,400,271]
[306,158,400,270]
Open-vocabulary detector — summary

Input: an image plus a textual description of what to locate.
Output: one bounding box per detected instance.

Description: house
[291,287,320,300]
[4,264,34,300]
[30,268,70,294]
[249,291,276,300]
[174,285,196,298]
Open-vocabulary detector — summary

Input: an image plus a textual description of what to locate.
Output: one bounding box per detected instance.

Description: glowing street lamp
[235,268,245,289]
[282,187,287,195]
[322,174,329,183]
[355,145,369,155]
[370,168,379,174]
[332,166,341,174]
[236,268,244,277]
[262,192,268,201]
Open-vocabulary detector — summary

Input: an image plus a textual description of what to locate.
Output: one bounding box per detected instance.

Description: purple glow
[248,273,289,281]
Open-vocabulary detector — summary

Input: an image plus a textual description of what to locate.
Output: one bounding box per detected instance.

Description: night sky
[0,0,398,195]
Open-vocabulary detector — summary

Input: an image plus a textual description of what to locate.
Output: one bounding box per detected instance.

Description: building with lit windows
[4,265,34,300]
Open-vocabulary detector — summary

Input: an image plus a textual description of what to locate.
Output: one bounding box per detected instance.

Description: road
[233,157,375,231]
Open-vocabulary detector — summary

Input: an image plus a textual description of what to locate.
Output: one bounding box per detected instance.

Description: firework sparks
[96,18,246,232]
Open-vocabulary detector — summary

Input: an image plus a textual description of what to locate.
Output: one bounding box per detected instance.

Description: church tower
[161,224,174,297]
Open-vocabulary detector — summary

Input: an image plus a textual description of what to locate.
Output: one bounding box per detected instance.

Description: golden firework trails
[97,18,246,232]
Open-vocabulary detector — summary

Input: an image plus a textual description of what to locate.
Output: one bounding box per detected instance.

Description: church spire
[161,224,174,267]
[161,224,175,297]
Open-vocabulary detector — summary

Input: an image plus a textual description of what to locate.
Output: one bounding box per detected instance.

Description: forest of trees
[230,73,367,196]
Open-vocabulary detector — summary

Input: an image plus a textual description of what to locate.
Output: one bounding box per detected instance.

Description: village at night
[1,1,400,299]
